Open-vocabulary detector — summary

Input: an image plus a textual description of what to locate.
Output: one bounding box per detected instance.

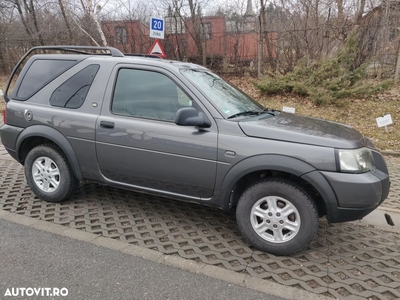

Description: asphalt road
[0,219,287,300]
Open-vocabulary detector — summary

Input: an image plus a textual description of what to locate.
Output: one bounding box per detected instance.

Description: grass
[1,75,399,151]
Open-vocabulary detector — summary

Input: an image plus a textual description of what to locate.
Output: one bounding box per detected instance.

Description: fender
[301,170,338,223]
[219,154,335,211]
[16,125,83,180]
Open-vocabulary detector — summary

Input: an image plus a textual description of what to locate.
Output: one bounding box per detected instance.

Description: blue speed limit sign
[150,17,165,39]
[151,18,164,31]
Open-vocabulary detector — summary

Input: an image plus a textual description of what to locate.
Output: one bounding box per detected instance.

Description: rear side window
[17,59,76,99]
[50,65,100,109]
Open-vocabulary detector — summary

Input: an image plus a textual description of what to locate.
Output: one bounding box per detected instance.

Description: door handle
[100,121,115,129]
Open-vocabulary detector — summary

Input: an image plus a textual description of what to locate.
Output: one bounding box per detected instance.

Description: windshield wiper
[228,110,263,119]
[228,108,280,119]
[262,108,279,116]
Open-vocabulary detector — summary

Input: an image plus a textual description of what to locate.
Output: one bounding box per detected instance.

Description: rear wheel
[236,179,318,255]
[25,144,78,202]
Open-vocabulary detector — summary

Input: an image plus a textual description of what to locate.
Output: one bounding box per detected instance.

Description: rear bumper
[0,124,24,162]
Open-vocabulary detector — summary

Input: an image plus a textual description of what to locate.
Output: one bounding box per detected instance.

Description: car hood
[238,112,373,149]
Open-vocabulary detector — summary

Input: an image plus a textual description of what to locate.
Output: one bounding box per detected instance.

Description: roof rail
[4,45,124,102]
[24,45,124,57]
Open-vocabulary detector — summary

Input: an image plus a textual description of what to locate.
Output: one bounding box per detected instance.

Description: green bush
[256,81,284,95]
[255,33,394,106]
[292,83,309,97]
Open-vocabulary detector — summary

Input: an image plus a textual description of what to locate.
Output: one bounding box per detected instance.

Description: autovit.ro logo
[4,287,68,297]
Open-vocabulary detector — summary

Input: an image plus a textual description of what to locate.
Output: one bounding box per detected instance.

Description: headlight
[337,148,375,173]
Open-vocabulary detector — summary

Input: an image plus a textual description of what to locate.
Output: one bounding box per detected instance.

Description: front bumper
[320,168,390,222]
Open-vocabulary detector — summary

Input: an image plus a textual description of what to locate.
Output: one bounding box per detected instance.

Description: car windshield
[180,69,264,118]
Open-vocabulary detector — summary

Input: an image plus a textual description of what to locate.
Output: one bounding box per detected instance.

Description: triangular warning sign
[148,39,166,58]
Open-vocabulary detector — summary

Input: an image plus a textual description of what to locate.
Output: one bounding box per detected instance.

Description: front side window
[112,69,192,121]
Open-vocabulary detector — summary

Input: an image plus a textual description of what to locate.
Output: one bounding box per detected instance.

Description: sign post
[376,114,393,133]
[149,17,166,58]
[148,40,166,58]
[150,17,165,39]
[282,106,295,114]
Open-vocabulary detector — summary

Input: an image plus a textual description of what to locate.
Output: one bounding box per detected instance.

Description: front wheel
[236,179,318,256]
[24,144,79,202]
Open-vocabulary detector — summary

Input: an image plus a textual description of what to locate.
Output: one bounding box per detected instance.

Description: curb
[357,207,400,234]
[382,150,400,157]
[0,210,337,300]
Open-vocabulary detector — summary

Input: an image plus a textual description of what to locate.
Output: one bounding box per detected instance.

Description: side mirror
[174,107,211,128]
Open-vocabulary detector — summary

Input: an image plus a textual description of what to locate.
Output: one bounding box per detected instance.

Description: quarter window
[112,69,192,121]
[50,64,100,109]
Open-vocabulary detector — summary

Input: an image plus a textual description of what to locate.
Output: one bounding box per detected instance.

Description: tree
[58,0,73,42]
[260,0,276,72]
[5,0,44,45]
[82,0,108,46]
[160,0,210,65]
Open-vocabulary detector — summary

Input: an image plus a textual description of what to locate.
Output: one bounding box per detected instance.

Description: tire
[24,144,79,203]
[236,179,318,256]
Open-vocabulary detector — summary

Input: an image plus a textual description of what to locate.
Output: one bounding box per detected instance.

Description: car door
[95,66,218,199]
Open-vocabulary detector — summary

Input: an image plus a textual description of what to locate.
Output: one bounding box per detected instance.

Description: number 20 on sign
[150,17,165,39]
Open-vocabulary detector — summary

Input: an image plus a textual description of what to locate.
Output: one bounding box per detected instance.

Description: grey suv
[1,46,390,255]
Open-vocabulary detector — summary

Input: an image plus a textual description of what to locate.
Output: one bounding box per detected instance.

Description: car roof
[29,52,208,71]
[4,45,209,102]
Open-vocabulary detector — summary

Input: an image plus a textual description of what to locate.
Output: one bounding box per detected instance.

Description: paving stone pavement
[381,156,400,212]
[0,147,400,299]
